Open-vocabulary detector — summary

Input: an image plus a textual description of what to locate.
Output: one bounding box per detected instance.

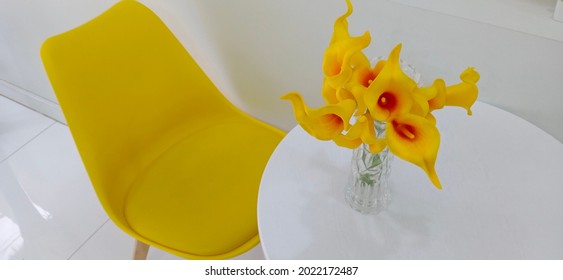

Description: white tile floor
[0,95,265,260]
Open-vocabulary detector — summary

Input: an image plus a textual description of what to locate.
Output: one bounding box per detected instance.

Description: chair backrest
[41,0,243,225]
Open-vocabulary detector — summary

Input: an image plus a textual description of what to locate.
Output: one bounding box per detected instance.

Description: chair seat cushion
[124,121,282,258]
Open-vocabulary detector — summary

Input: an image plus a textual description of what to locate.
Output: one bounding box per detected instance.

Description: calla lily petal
[322,79,356,105]
[365,44,416,122]
[445,67,480,115]
[411,93,431,117]
[411,78,446,117]
[360,113,387,154]
[336,87,355,101]
[333,135,363,149]
[322,79,339,104]
[333,114,387,153]
[347,60,385,116]
[425,112,437,125]
[358,114,387,154]
[282,92,356,140]
[386,114,442,189]
[349,85,367,116]
[427,78,447,111]
[368,139,387,154]
[351,59,385,88]
[330,0,354,44]
[350,50,371,69]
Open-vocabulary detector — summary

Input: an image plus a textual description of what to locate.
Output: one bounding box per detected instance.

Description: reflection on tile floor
[0,96,264,260]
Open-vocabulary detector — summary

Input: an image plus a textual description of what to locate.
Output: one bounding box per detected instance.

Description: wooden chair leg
[133,240,150,260]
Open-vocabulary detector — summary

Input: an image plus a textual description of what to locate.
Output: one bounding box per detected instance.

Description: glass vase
[344,121,393,215]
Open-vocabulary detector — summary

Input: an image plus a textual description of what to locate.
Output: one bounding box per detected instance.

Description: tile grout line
[0,121,57,164]
[67,218,110,260]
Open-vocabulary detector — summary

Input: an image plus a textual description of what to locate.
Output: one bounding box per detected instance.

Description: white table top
[257,102,563,259]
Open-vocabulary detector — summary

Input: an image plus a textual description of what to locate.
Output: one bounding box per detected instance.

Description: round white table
[257,102,563,259]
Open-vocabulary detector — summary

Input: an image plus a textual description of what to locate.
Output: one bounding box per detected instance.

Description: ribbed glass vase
[344,121,393,214]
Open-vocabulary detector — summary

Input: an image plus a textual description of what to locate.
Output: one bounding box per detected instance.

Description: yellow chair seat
[125,121,281,257]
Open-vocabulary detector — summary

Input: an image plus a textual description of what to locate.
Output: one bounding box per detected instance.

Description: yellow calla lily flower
[330,0,371,69]
[445,67,480,115]
[323,0,371,89]
[323,33,371,89]
[281,92,356,140]
[365,44,416,121]
[386,114,442,189]
[334,114,387,153]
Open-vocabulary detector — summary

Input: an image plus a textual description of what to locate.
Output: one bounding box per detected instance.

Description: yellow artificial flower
[281,92,356,140]
[329,0,371,69]
[364,44,417,122]
[322,0,371,89]
[333,113,387,153]
[444,67,480,115]
[386,114,442,189]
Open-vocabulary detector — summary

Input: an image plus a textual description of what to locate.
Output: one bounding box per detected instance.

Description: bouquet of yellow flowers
[282,0,479,189]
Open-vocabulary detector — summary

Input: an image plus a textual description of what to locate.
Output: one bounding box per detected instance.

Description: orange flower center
[324,53,343,77]
[393,121,416,140]
[378,92,397,111]
[323,114,344,129]
[359,69,376,87]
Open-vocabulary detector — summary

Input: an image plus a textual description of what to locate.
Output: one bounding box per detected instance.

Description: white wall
[390,0,563,42]
[0,0,117,122]
[1,0,563,142]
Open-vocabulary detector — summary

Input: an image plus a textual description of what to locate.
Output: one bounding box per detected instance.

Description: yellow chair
[41,0,285,259]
